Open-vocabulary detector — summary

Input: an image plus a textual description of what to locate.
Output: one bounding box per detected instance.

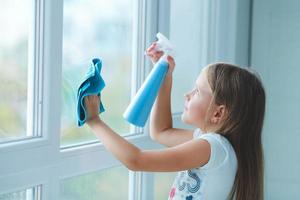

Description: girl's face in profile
[181,67,214,130]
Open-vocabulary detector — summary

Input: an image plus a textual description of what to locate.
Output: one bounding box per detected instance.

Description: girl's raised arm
[147,45,193,147]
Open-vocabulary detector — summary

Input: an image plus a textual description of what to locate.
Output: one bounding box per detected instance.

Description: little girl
[84,43,265,200]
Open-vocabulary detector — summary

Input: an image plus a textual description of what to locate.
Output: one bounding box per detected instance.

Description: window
[0,0,181,199]
[0,0,31,143]
[61,0,133,147]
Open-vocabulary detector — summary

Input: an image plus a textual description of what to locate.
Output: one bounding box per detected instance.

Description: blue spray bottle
[123,32,174,127]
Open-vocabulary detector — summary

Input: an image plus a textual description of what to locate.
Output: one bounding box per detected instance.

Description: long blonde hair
[205,63,265,200]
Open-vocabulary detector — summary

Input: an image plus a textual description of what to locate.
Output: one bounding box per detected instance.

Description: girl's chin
[181,113,184,120]
[181,113,189,124]
[181,113,198,127]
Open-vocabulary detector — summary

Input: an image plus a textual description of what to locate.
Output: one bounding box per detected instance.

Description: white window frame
[0,0,173,199]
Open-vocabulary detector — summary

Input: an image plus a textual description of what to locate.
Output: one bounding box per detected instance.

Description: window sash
[0,0,162,200]
[0,0,43,145]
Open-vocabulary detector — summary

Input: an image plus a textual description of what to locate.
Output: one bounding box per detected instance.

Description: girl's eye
[192,87,199,96]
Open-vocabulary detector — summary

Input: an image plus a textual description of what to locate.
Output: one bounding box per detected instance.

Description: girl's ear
[211,105,227,124]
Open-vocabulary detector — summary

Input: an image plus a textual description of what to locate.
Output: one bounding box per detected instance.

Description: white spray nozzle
[155,32,174,57]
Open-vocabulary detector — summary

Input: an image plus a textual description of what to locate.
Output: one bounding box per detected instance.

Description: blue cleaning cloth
[76,58,105,127]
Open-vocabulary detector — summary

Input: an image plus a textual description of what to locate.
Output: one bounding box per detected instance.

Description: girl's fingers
[146,43,156,54]
[85,95,101,102]
[146,43,156,52]
[146,43,165,55]
[167,55,174,63]
[154,51,164,56]
[167,55,175,74]
[145,42,169,64]
[146,50,164,59]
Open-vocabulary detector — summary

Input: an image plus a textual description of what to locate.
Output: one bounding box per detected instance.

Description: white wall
[251,0,300,199]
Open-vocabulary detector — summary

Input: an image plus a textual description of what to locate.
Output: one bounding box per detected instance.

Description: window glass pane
[154,172,177,200]
[61,0,133,147]
[169,1,202,113]
[0,0,31,143]
[0,185,42,200]
[60,166,128,200]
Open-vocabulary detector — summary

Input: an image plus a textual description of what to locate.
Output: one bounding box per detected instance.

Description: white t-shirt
[167,128,237,200]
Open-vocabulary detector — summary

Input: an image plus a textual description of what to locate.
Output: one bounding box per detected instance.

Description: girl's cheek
[189,99,206,123]
[188,100,204,121]
[183,100,204,126]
